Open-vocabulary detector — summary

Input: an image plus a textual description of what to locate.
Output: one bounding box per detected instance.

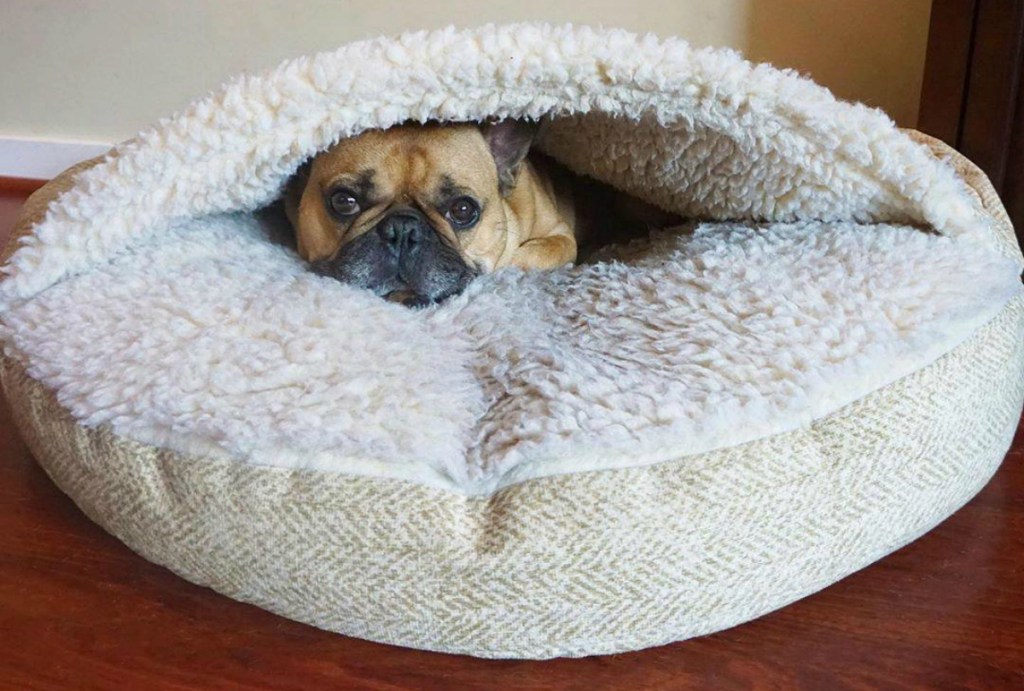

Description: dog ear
[481,119,536,196]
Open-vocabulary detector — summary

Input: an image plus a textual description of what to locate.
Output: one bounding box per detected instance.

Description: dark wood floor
[1,187,1023,689]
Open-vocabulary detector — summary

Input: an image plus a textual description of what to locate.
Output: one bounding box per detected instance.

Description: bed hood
[0,23,1012,306]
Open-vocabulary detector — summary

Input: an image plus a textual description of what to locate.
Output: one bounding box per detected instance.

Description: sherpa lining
[3,213,1020,494]
[1,24,1022,495]
[0,24,1015,305]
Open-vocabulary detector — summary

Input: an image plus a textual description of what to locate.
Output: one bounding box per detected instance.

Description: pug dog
[285,119,674,306]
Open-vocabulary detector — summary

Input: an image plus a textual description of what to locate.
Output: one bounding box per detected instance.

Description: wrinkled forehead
[312,124,499,196]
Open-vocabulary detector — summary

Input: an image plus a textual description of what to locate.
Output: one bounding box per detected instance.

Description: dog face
[287,121,534,305]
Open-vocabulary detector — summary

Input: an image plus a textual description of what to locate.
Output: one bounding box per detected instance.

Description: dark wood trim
[918,0,979,146]
[1005,54,1024,231]
[958,0,1024,192]
[919,0,1024,239]
[0,176,47,195]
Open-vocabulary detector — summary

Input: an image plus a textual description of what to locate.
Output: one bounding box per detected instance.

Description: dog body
[286,121,579,305]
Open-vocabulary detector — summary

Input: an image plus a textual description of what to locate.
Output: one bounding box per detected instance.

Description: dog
[285,119,674,305]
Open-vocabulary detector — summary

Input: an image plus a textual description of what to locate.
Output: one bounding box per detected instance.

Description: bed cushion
[1,24,1022,658]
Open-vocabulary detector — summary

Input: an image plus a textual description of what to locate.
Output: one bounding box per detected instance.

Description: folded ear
[481,119,536,196]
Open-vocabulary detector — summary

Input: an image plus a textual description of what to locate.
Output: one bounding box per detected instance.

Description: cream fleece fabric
[1,24,1022,495]
[0,24,1013,304]
[2,214,1020,494]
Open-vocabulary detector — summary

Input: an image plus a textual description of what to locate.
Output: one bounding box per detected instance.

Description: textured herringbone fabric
[2,135,1023,658]
[2,295,1021,658]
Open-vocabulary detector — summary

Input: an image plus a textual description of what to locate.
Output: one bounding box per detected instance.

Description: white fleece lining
[2,213,1020,494]
[1,24,1021,495]
[0,24,1010,305]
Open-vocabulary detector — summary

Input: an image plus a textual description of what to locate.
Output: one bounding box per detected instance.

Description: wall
[0,0,931,145]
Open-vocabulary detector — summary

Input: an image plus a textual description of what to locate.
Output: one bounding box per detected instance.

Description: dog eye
[446,197,480,228]
[328,189,360,217]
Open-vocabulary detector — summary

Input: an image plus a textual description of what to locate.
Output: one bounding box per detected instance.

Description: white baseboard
[0,136,113,179]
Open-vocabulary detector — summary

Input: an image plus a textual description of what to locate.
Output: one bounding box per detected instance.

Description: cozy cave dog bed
[2,25,1023,659]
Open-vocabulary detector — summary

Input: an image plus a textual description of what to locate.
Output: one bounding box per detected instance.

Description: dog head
[286,120,535,306]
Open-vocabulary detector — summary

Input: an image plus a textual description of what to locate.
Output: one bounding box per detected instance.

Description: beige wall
[0,0,931,143]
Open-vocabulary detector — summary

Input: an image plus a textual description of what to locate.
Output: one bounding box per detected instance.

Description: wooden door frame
[919,0,1024,238]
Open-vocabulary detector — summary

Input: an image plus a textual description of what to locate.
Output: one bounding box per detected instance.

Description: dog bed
[2,24,1023,659]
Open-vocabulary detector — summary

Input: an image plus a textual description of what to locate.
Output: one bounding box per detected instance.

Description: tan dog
[285,120,578,305]
[286,120,675,305]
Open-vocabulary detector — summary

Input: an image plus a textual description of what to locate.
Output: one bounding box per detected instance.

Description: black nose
[377,212,427,256]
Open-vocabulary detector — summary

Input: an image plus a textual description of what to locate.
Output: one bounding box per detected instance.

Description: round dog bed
[2,24,1022,659]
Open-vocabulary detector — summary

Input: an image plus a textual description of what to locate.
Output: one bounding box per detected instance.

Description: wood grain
[958,0,1024,193]
[917,0,978,146]
[918,0,1024,245]
[1006,50,1024,236]
[0,177,46,195]
[1,191,1023,689]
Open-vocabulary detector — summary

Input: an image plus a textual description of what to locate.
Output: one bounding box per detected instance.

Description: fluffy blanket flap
[1,24,1021,495]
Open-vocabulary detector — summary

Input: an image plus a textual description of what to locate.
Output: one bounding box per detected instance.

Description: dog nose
[377,212,426,255]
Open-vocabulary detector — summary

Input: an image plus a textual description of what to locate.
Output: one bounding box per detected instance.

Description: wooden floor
[1,187,1023,689]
